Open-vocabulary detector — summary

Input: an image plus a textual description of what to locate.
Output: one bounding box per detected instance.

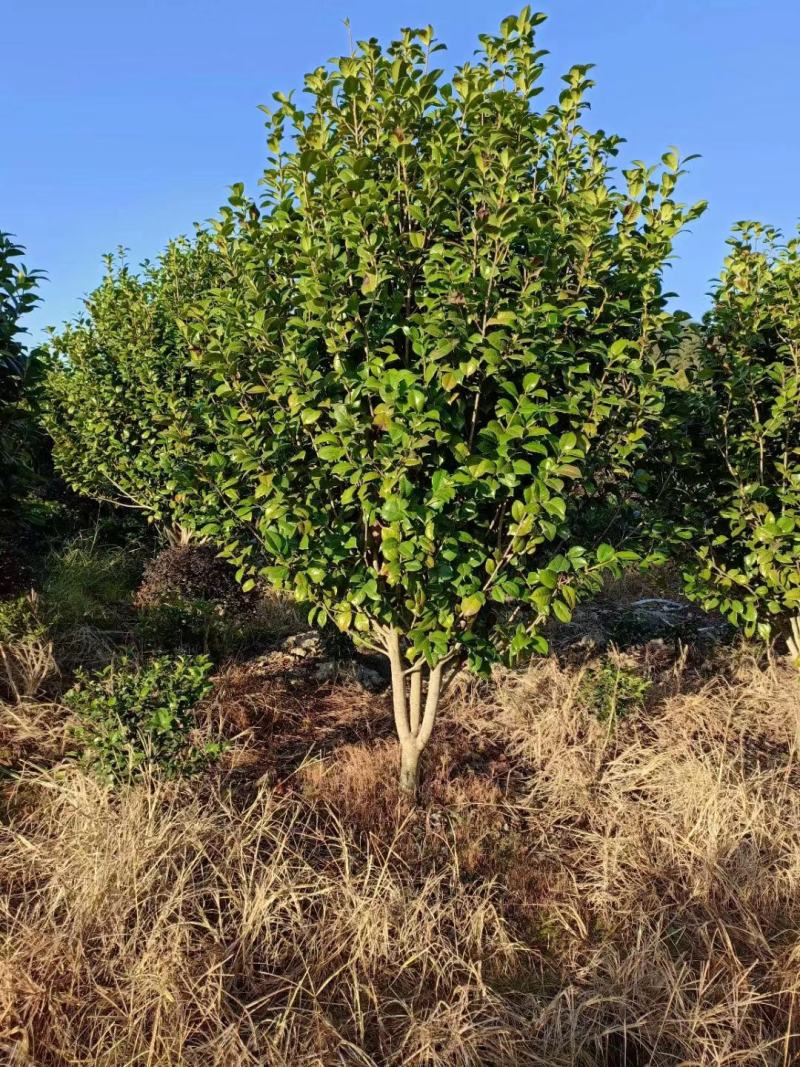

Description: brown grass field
[1,618,799,1066]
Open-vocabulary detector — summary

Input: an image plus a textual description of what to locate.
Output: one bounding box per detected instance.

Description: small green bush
[581,659,651,723]
[65,653,219,783]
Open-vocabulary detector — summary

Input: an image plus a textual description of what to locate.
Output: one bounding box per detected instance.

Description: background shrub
[0,231,45,509]
[665,223,800,641]
[134,543,252,614]
[133,543,302,656]
[41,236,218,527]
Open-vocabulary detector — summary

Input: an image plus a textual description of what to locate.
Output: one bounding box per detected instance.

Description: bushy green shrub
[65,653,219,783]
[181,10,704,791]
[41,236,218,526]
[666,223,800,642]
[0,232,45,505]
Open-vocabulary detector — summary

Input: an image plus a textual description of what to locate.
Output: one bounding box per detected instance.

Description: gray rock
[281,631,326,659]
[309,658,387,692]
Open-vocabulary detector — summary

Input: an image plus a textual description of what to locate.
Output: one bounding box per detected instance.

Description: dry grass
[0,637,58,702]
[1,645,799,1065]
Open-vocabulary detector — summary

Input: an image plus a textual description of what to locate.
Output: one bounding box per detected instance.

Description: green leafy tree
[0,232,44,503]
[179,9,703,793]
[672,223,800,652]
[42,235,218,531]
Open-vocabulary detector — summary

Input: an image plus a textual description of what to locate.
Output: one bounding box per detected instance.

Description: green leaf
[460,592,485,617]
[596,544,616,564]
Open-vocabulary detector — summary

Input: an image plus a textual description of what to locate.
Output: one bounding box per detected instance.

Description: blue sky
[4,0,798,343]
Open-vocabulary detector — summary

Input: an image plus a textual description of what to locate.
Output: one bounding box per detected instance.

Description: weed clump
[42,537,142,631]
[580,657,652,722]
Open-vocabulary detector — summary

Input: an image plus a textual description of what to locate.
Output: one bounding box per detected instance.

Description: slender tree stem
[409,664,423,736]
[385,628,411,743]
[415,660,444,753]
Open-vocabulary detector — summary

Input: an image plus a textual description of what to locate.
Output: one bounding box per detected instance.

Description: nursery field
[2,6,800,1064]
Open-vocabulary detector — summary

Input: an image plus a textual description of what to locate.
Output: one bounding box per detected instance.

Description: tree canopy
[0,232,43,504]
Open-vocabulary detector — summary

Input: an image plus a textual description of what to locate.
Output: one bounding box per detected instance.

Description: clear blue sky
[4,0,798,343]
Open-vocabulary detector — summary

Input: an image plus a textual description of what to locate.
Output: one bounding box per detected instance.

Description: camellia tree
[672,223,800,659]
[42,235,219,532]
[179,8,705,793]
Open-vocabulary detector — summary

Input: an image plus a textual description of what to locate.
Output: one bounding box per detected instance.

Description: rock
[311,659,338,683]
[281,631,326,660]
[553,593,731,655]
[571,630,608,653]
[249,630,389,692]
[309,658,387,692]
[631,598,690,627]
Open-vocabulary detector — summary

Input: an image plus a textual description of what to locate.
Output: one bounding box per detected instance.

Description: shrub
[668,223,800,645]
[0,232,44,506]
[183,10,704,792]
[134,543,251,614]
[41,236,218,528]
[65,653,218,783]
[133,543,292,657]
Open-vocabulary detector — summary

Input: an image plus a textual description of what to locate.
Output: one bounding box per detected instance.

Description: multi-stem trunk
[384,628,450,799]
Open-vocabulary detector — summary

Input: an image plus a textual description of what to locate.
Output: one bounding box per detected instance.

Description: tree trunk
[399,738,420,796]
[384,628,451,801]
